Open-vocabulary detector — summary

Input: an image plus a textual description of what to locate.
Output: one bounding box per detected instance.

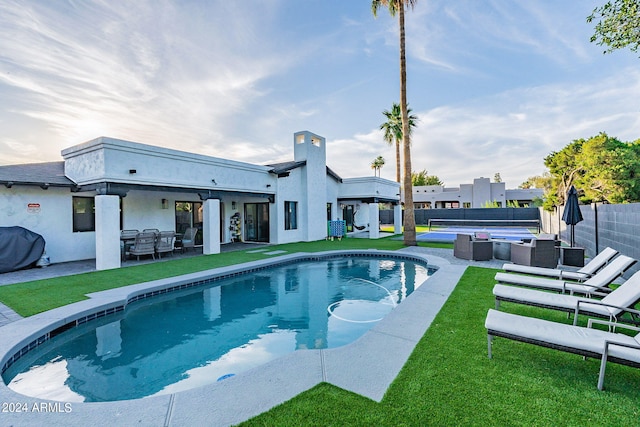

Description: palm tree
[380,102,418,183]
[372,0,418,246]
[371,155,385,177]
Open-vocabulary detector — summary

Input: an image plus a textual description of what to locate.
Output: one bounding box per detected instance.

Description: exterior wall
[274,167,307,244]
[326,178,341,221]
[540,202,640,277]
[294,131,327,242]
[2,131,401,266]
[339,177,399,201]
[413,179,542,208]
[0,186,95,263]
[63,137,273,192]
[122,190,185,231]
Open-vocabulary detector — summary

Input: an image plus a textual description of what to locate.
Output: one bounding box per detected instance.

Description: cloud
[0,0,296,162]
[328,66,640,188]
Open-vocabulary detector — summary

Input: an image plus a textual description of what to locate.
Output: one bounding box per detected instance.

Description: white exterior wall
[63,137,272,192]
[1,131,401,267]
[339,177,399,201]
[413,179,542,208]
[122,190,186,231]
[326,178,340,221]
[294,131,327,242]
[274,167,307,244]
[0,186,95,263]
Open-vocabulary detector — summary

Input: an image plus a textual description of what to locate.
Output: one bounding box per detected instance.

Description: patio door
[175,201,203,245]
[342,204,354,232]
[244,203,269,242]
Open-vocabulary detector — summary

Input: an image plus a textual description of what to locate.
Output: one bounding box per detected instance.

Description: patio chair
[120,229,139,261]
[485,308,640,390]
[493,269,640,325]
[502,247,619,281]
[510,238,558,269]
[495,254,636,296]
[179,227,198,252]
[453,234,493,261]
[155,231,176,258]
[129,231,157,260]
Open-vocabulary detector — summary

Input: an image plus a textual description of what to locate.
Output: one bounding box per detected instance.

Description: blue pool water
[3,256,433,402]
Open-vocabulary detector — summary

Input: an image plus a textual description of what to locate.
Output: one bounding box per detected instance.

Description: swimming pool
[2,252,434,402]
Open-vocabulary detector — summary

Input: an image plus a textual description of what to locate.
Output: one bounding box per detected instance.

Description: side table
[561,247,585,267]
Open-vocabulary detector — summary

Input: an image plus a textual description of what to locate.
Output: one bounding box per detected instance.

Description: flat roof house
[0,131,401,270]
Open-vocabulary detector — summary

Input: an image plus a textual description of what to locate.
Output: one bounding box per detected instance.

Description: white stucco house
[0,131,401,270]
[412,177,543,209]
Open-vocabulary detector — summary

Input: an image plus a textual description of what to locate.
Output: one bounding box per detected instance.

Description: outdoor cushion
[503,247,619,281]
[493,269,640,322]
[485,309,640,360]
[495,254,636,295]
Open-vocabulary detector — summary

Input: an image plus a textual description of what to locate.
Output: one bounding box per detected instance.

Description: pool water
[3,256,433,402]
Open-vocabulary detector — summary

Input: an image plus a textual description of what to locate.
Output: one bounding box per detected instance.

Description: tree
[372,0,419,246]
[370,155,385,177]
[543,133,640,209]
[588,0,640,55]
[411,169,443,186]
[380,103,418,183]
[494,173,502,183]
[519,172,552,190]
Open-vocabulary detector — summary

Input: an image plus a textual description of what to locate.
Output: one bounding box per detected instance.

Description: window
[73,197,95,232]
[284,201,298,230]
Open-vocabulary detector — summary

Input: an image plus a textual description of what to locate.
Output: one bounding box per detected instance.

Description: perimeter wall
[381,204,640,276]
[540,202,640,275]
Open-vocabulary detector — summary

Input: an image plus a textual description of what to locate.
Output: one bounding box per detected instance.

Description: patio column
[203,198,221,255]
[95,194,121,270]
[368,202,380,239]
[394,203,402,235]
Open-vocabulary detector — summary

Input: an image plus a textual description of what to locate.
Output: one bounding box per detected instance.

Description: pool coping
[0,249,465,427]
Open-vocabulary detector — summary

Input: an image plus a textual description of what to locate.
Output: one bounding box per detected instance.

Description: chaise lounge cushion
[495,254,636,295]
[485,309,640,363]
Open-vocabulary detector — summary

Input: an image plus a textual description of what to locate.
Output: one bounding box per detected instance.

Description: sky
[1,0,639,189]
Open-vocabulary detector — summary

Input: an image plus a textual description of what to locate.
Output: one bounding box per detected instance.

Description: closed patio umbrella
[562,185,583,247]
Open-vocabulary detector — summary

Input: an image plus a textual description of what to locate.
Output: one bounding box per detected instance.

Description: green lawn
[0,237,451,317]
[240,267,640,426]
[2,237,637,425]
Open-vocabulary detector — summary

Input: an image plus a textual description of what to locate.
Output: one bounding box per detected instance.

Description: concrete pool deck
[0,248,503,426]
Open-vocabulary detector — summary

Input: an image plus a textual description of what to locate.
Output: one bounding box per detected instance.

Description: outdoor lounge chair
[502,247,619,281]
[494,254,636,296]
[510,238,559,269]
[453,234,493,261]
[179,227,198,252]
[493,269,640,325]
[485,308,640,390]
[155,231,175,258]
[129,231,157,260]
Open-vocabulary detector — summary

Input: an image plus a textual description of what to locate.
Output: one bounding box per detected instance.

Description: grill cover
[0,226,46,273]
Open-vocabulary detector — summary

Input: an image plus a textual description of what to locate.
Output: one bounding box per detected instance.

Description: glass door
[342,204,354,232]
[175,201,203,245]
[244,203,269,242]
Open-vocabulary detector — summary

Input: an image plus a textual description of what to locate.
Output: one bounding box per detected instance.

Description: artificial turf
[3,239,636,425]
[239,267,640,426]
[0,236,451,317]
